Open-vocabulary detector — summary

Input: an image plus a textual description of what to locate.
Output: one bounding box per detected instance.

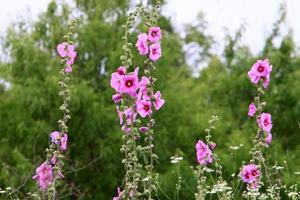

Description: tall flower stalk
[32,19,78,199]
[111,1,163,200]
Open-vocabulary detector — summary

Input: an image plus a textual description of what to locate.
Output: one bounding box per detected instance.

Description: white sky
[0,0,299,55]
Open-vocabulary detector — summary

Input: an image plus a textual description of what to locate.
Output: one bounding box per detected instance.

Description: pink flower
[196,140,213,165]
[32,162,53,190]
[265,132,272,147]
[136,100,152,118]
[257,113,272,133]
[248,102,257,117]
[149,43,161,61]
[116,106,123,125]
[65,66,73,73]
[117,66,127,75]
[240,164,260,184]
[50,131,68,151]
[111,67,127,92]
[136,33,149,55]
[119,74,139,95]
[56,42,68,57]
[153,91,165,110]
[113,187,123,200]
[112,93,122,104]
[148,27,162,42]
[248,59,272,87]
[124,108,137,125]
[61,133,68,151]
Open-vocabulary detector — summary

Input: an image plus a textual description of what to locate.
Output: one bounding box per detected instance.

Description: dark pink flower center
[118,70,125,75]
[245,173,250,179]
[126,80,133,87]
[151,31,157,37]
[263,119,269,126]
[144,105,150,111]
[152,48,157,54]
[257,65,264,73]
[252,170,257,176]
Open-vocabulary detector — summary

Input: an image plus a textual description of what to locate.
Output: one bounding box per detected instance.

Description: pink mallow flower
[153,91,165,110]
[137,100,152,118]
[113,187,123,200]
[196,140,213,165]
[110,66,127,92]
[149,43,161,61]
[148,27,162,42]
[139,126,149,133]
[265,132,272,147]
[116,106,123,125]
[248,102,257,117]
[32,162,53,190]
[136,33,149,55]
[247,59,272,88]
[240,164,260,184]
[257,113,273,133]
[56,42,69,58]
[119,73,139,95]
[50,131,68,151]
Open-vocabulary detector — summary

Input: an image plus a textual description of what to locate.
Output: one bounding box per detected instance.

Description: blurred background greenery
[0,0,299,199]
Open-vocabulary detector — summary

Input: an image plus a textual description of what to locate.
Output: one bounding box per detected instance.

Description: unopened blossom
[121,125,131,134]
[124,107,137,125]
[148,27,162,42]
[119,74,139,95]
[136,33,149,55]
[112,93,122,104]
[32,162,53,190]
[149,43,161,61]
[60,134,68,151]
[240,164,260,184]
[139,126,149,133]
[257,112,272,133]
[196,140,213,165]
[209,142,216,150]
[113,187,123,200]
[248,179,259,190]
[265,132,272,146]
[65,66,73,73]
[137,100,152,118]
[111,67,127,92]
[247,59,272,88]
[248,102,257,117]
[153,91,165,110]
[116,106,123,125]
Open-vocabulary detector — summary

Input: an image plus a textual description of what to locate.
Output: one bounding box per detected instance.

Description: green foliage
[0,0,299,199]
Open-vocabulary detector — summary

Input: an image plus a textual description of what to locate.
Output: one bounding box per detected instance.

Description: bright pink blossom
[56,42,69,57]
[119,74,139,95]
[247,59,272,88]
[136,33,149,55]
[148,27,162,42]
[240,164,260,184]
[153,91,165,110]
[139,76,150,94]
[137,100,152,118]
[257,113,272,133]
[196,140,213,165]
[32,162,53,190]
[248,102,257,117]
[149,43,161,61]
